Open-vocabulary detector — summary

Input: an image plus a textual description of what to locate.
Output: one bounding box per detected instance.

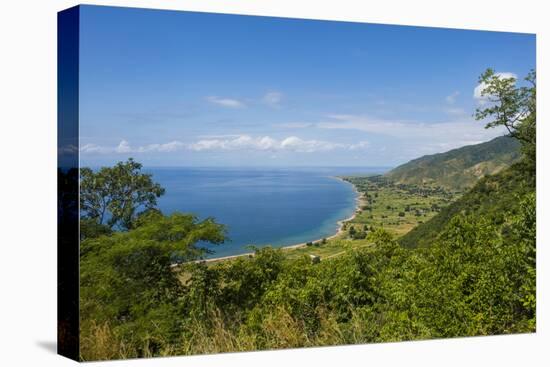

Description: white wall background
[0,0,547,366]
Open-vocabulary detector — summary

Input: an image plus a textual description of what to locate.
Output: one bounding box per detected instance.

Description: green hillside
[399,161,534,248]
[385,136,521,191]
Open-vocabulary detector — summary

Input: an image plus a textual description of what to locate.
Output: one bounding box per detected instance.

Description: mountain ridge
[385,135,521,191]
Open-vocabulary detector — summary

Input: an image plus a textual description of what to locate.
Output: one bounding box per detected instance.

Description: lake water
[147,167,388,258]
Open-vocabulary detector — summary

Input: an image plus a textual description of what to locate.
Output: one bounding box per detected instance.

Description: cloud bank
[81,140,185,154]
[80,135,370,155]
[283,114,506,154]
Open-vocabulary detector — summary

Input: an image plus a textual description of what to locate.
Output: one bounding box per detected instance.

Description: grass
[211,175,460,263]
[283,237,371,260]
[280,175,459,261]
[80,304,411,360]
[344,175,459,237]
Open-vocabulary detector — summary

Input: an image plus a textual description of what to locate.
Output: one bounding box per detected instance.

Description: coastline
[198,176,363,264]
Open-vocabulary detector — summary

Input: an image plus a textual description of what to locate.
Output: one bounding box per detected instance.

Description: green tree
[354,230,367,240]
[80,218,112,240]
[511,192,536,328]
[80,158,165,230]
[475,69,536,170]
[80,211,226,351]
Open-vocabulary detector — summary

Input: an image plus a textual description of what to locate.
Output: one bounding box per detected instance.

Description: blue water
[146,167,388,258]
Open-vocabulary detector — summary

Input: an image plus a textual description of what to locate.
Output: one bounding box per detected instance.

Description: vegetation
[284,237,370,261]
[80,197,535,359]
[385,135,521,190]
[475,69,536,174]
[80,210,227,359]
[279,177,455,260]
[399,162,533,248]
[79,69,536,360]
[401,68,536,248]
[345,175,458,236]
[80,158,165,232]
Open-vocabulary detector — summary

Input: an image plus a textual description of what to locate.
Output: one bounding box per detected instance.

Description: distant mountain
[385,136,521,191]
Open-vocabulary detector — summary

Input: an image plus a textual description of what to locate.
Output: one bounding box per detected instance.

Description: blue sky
[78,5,536,167]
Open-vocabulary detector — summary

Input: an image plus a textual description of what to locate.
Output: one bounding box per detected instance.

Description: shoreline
[196,176,363,264]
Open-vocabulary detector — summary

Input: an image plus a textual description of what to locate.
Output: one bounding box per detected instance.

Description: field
[344,175,460,236]
[261,175,460,261]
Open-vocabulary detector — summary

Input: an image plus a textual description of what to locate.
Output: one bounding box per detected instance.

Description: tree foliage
[80,210,226,356]
[475,68,536,171]
[80,158,165,230]
[80,183,535,360]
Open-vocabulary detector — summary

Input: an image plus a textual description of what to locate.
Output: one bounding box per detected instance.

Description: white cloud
[80,135,371,155]
[473,72,517,104]
[206,96,246,108]
[138,141,186,153]
[81,140,186,154]
[349,141,370,150]
[115,140,132,153]
[445,91,460,104]
[314,114,506,152]
[189,135,277,151]
[189,135,353,153]
[262,91,283,107]
[80,143,111,154]
[188,139,226,151]
[280,136,343,152]
[256,136,280,150]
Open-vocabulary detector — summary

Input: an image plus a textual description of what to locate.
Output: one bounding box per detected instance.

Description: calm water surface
[147,167,388,258]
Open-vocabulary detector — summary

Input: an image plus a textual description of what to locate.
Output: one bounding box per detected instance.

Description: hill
[399,161,534,248]
[385,136,521,191]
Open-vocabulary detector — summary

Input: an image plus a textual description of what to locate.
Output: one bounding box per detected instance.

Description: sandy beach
[193,176,364,264]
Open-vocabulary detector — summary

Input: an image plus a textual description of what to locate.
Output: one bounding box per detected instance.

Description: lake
[147,167,388,258]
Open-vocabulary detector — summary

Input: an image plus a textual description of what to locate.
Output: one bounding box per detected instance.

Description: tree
[80,158,165,230]
[79,211,226,350]
[511,192,536,328]
[354,230,367,240]
[80,218,112,240]
[475,69,536,169]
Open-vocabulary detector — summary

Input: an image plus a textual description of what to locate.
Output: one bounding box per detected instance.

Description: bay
[147,167,388,258]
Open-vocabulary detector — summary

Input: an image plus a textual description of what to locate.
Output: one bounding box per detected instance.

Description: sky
[78,5,536,167]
